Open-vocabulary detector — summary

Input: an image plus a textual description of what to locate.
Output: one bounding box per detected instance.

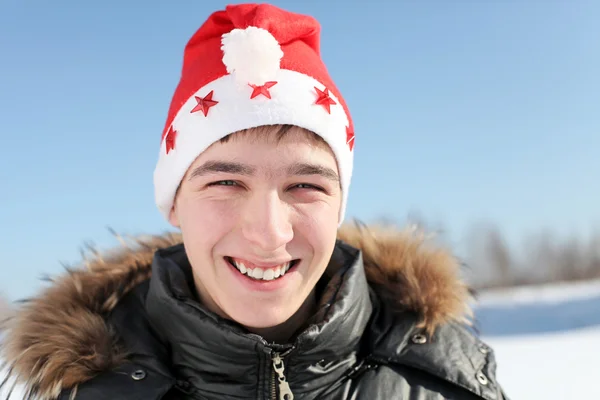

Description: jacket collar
[1,223,474,399]
[145,241,373,397]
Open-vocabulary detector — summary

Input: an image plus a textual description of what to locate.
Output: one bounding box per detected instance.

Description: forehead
[186,125,338,176]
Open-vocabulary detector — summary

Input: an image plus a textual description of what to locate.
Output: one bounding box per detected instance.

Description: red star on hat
[314,86,336,114]
[250,81,277,99]
[165,126,177,154]
[190,90,218,116]
[346,126,355,151]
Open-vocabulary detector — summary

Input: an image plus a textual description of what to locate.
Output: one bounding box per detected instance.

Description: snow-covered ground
[2,279,599,399]
[485,326,600,399]
[475,279,600,399]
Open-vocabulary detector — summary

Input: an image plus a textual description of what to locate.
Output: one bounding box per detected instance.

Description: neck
[247,288,317,343]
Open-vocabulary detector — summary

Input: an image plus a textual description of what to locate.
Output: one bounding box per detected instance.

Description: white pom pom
[221,26,283,86]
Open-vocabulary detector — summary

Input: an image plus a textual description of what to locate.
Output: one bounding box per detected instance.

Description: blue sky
[1,1,598,300]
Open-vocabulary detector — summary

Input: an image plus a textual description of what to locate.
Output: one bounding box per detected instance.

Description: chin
[226,302,296,329]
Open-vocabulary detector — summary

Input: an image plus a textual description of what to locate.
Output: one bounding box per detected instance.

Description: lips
[225,257,299,281]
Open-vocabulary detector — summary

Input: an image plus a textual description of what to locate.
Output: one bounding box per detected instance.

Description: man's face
[169,127,342,329]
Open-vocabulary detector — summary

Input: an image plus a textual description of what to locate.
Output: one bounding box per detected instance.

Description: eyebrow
[187,160,339,183]
[188,161,256,180]
[286,162,340,183]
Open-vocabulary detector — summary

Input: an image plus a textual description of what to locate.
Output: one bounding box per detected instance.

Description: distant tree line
[463,222,600,289]
[391,211,600,289]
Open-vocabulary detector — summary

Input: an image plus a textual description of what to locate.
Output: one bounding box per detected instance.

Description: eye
[292,183,324,191]
[208,180,238,187]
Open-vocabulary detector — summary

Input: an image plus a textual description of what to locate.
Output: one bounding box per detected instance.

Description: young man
[1,4,507,399]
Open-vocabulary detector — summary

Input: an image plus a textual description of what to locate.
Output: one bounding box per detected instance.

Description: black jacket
[1,225,508,399]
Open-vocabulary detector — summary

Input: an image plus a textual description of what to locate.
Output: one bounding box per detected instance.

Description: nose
[241,191,294,252]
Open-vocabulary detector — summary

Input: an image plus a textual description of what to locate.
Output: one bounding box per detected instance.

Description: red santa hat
[154,3,355,222]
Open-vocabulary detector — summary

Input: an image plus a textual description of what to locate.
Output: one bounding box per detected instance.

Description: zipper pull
[272,353,294,400]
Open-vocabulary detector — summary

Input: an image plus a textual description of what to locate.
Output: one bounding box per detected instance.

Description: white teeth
[263,269,275,280]
[231,259,294,281]
[252,268,263,279]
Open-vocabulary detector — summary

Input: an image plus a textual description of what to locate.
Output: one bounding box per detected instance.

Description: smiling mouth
[225,257,299,281]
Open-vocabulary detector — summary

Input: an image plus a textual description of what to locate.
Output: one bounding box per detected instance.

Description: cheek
[177,199,238,247]
[292,203,339,253]
[293,195,339,225]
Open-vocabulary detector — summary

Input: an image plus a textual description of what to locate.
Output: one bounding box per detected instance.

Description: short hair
[219,124,328,147]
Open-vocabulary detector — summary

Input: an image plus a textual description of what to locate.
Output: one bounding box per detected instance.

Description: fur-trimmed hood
[0,223,473,399]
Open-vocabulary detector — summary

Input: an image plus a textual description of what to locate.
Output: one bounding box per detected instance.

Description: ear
[168,203,180,228]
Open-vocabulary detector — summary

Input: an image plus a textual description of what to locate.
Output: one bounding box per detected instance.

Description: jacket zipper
[270,351,294,400]
[179,298,296,399]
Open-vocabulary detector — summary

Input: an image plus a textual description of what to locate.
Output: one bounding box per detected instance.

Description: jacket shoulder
[56,281,177,400]
[336,224,508,398]
[0,233,182,399]
[110,280,171,366]
[366,296,506,400]
[57,362,174,400]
